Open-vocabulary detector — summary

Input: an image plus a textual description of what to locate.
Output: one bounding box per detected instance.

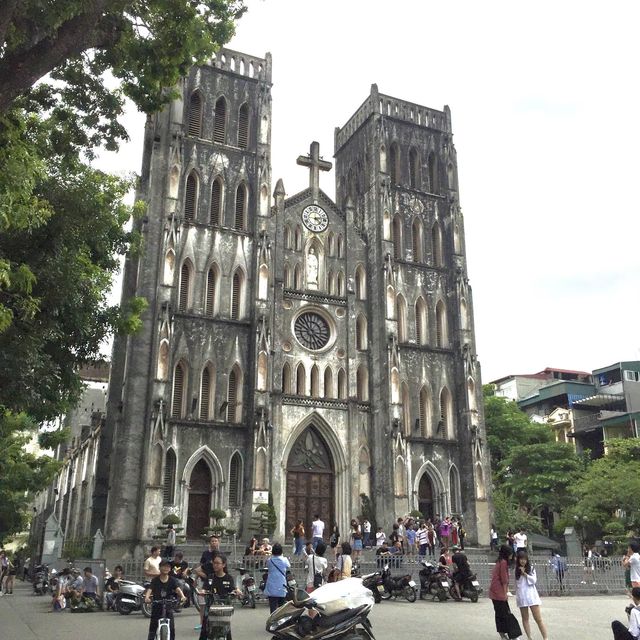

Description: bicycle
[148,597,180,640]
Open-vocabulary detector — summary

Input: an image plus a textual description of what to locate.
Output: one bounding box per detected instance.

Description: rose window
[294,312,330,350]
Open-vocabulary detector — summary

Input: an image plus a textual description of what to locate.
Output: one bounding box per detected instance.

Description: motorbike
[114,580,153,617]
[237,565,257,608]
[206,596,235,640]
[418,561,450,602]
[32,564,50,596]
[449,573,481,603]
[174,568,198,610]
[379,564,417,602]
[49,568,59,595]
[266,577,376,640]
[361,570,384,604]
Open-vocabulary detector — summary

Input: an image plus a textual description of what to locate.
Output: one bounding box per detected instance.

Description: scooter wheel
[142,601,153,618]
[379,588,392,600]
[471,591,479,603]
[404,586,417,603]
[116,601,132,615]
[437,590,447,602]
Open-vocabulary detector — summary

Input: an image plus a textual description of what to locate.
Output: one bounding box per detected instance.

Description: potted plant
[209,508,227,535]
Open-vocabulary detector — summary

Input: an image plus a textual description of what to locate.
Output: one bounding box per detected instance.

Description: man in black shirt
[196,536,220,580]
[104,565,124,610]
[144,560,186,640]
[451,546,471,600]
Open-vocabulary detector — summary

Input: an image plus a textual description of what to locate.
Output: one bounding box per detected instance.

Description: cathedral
[92,48,491,557]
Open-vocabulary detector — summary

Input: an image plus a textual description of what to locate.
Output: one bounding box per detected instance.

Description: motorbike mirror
[291,588,312,607]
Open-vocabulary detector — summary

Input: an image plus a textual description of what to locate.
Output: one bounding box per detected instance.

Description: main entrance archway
[187,459,212,538]
[285,427,334,539]
[418,473,435,522]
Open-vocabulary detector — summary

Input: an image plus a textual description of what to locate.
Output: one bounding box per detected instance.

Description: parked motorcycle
[237,566,257,608]
[114,580,152,617]
[379,564,417,602]
[266,577,376,640]
[449,573,481,603]
[418,561,450,602]
[285,570,298,601]
[361,570,384,604]
[32,564,49,596]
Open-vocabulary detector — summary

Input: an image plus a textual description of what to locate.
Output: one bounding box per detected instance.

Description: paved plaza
[0,580,630,640]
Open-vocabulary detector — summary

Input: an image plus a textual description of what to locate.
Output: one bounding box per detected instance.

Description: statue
[307,247,319,289]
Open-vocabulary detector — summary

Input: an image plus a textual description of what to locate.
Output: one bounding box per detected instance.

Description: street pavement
[0,579,630,640]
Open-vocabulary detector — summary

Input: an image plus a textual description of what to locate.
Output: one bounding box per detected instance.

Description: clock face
[301,205,328,232]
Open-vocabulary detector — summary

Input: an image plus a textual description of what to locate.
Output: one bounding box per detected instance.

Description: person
[350,519,363,561]
[336,541,353,580]
[329,523,340,549]
[514,528,528,553]
[417,522,428,557]
[143,559,187,640]
[406,522,417,556]
[489,545,516,640]
[291,519,305,556]
[427,522,437,556]
[515,550,548,640]
[507,530,516,555]
[612,586,640,640]
[244,536,258,556]
[491,525,499,551]
[362,519,372,548]
[439,546,451,569]
[376,541,391,568]
[67,568,84,604]
[199,554,242,640]
[439,517,451,549]
[305,542,328,592]
[549,551,566,591]
[624,542,640,588]
[53,568,71,611]
[165,524,177,559]
[0,551,7,595]
[104,565,124,610]
[170,552,190,604]
[258,538,273,555]
[397,517,406,553]
[312,514,325,550]
[264,543,291,613]
[82,566,100,605]
[458,520,466,550]
[197,536,220,579]
[451,518,460,547]
[375,527,386,548]
[451,546,472,601]
[3,555,16,595]
[144,546,162,580]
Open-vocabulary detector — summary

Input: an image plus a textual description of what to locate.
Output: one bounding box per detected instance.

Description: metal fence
[120,552,627,596]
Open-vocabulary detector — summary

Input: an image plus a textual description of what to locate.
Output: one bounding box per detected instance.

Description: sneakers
[194,624,202,630]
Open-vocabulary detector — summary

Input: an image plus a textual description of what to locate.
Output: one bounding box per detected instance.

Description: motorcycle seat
[317,604,367,628]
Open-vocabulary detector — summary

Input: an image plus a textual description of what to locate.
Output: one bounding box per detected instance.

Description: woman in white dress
[515,551,548,640]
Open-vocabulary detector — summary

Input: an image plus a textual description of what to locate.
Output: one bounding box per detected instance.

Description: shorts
[353,539,363,551]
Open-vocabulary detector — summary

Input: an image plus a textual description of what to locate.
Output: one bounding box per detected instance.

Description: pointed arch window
[409,148,419,188]
[282,362,292,393]
[419,386,430,437]
[258,264,269,300]
[231,269,244,320]
[427,152,438,193]
[396,295,407,342]
[163,449,177,505]
[337,234,344,259]
[415,297,427,345]
[356,314,368,351]
[389,143,400,185]
[355,265,366,300]
[401,382,410,435]
[200,364,214,421]
[283,225,292,249]
[229,453,242,507]
[171,361,187,418]
[283,263,292,288]
[412,218,424,262]
[178,260,192,312]
[235,183,247,230]
[449,466,461,513]
[157,340,169,380]
[386,285,395,319]
[337,271,345,296]
[294,263,303,290]
[324,367,334,398]
[439,386,453,439]
[436,300,448,347]
[460,298,469,331]
[310,365,320,397]
[357,365,369,402]
[392,215,403,260]
[432,222,443,267]
[296,363,306,395]
[205,265,218,317]
[328,232,335,257]
[337,368,347,399]
[188,92,203,137]
[227,366,242,423]
[210,177,223,225]
[184,172,198,221]
[257,352,268,391]
[214,96,227,144]
[238,103,249,149]
[164,249,175,286]
[295,225,303,251]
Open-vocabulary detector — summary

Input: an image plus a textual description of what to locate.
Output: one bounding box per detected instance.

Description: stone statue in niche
[307,247,318,289]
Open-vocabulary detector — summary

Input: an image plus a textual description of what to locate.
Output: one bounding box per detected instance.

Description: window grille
[227,370,237,422]
[235,184,246,230]
[200,368,211,420]
[188,93,202,137]
[229,454,242,506]
[214,97,226,144]
[210,179,222,225]
[172,364,184,418]
[238,104,249,149]
[184,173,197,221]
[163,450,176,505]
[205,268,216,316]
[231,271,242,319]
[178,263,190,312]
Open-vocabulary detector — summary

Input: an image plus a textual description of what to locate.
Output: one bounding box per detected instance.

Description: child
[144,559,187,640]
[375,527,386,547]
[515,550,548,640]
[612,586,640,640]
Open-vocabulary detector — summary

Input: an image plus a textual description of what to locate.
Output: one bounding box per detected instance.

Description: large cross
[296,141,332,203]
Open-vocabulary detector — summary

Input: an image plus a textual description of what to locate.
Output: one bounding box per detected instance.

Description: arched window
[282,362,291,394]
[355,265,366,300]
[383,210,391,240]
[338,368,347,399]
[171,361,187,418]
[409,148,419,188]
[427,151,438,193]
[260,184,269,216]
[157,340,169,380]
[389,143,400,185]
[210,177,223,225]
[447,162,455,190]
[164,249,175,286]
[415,297,428,345]
[419,386,431,437]
[356,365,369,401]
[392,215,403,260]
[188,91,202,137]
[283,225,292,249]
[356,314,368,350]
[379,144,387,173]
[178,260,192,312]
[163,449,177,505]
[200,364,214,420]
[412,218,424,262]
[432,222,443,267]
[310,365,320,397]
[231,269,244,320]
[453,224,461,254]
[238,103,249,149]
[296,363,306,395]
[337,271,345,296]
[328,232,335,257]
[396,294,407,342]
[386,285,395,319]
[324,367,334,398]
[257,352,268,391]
[436,300,448,347]
[401,382,410,435]
[258,264,269,300]
[439,386,453,438]
[460,298,469,331]
[205,264,218,317]
[184,171,198,221]
[295,225,303,251]
[449,466,461,513]
[337,235,344,258]
[214,96,227,144]
[467,377,477,413]
[391,368,400,403]
[227,365,242,423]
[294,263,303,290]
[283,263,292,289]
[327,270,335,295]
[234,183,247,230]
[395,457,407,496]
[229,453,242,507]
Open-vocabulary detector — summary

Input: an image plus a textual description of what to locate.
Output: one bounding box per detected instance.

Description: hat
[451,545,461,550]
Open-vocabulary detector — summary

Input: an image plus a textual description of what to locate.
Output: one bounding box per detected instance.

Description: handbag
[506,613,522,639]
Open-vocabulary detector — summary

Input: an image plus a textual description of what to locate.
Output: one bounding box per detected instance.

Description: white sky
[98,0,640,382]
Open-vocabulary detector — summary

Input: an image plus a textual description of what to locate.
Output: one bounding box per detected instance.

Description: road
[0,579,630,639]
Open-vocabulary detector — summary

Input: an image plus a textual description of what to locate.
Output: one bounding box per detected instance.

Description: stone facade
[94,49,491,559]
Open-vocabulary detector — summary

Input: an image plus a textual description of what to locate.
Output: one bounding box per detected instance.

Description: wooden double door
[285,427,334,539]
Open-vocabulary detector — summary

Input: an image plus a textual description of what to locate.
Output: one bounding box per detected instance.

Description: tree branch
[0,0,18,51]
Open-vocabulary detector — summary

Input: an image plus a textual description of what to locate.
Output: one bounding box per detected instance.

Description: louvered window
[172,364,185,418]
[200,367,211,420]
[188,92,202,137]
[227,369,237,422]
[409,148,419,188]
[419,390,428,436]
[205,268,216,316]
[163,450,176,505]
[210,178,222,225]
[238,103,249,149]
[184,173,197,221]
[231,271,242,319]
[234,183,246,230]
[178,263,190,312]
[229,453,242,507]
[214,97,227,144]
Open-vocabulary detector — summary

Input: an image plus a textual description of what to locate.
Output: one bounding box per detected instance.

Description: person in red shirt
[489,545,517,640]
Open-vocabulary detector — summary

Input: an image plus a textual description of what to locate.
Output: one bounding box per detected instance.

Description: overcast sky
[98,0,640,383]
